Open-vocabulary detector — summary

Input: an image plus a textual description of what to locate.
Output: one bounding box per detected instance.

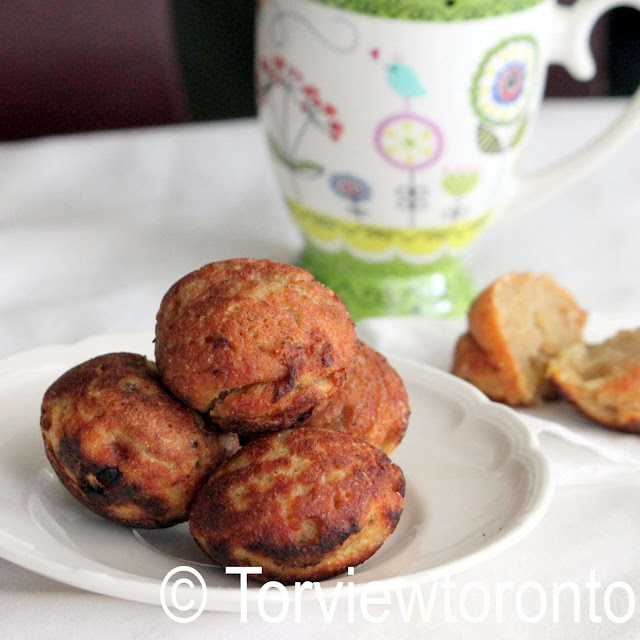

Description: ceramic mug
[256,0,640,319]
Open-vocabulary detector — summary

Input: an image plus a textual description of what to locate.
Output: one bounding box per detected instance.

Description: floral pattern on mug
[441,170,481,220]
[470,35,538,126]
[375,114,443,171]
[330,172,372,217]
[257,55,344,199]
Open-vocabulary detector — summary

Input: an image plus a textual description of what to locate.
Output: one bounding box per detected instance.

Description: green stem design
[281,84,291,151]
[289,117,312,164]
[288,118,312,200]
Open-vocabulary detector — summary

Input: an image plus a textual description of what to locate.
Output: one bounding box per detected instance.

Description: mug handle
[505,0,640,216]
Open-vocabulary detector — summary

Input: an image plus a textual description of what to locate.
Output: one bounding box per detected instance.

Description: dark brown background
[0,0,637,140]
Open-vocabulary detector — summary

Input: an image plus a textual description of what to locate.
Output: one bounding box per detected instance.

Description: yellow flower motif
[375,114,444,170]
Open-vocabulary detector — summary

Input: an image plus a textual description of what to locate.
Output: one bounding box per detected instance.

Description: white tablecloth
[2,99,640,638]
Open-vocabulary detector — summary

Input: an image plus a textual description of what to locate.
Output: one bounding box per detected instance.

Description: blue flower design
[330,173,372,205]
[492,62,525,105]
[471,35,538,125]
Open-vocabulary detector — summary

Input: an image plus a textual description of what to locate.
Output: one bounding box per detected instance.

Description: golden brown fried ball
[452,272,586,406]
[155,259,357,435]
[300,341,409,454]
[40,353,239,529]
[548,329,640,432]
[189,428,405,583]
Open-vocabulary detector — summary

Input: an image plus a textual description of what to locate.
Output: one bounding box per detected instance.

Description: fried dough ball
[548,329,640,432]
[452,272,586,406]
[189,428,405,583]
[300,341,409,454]
[155,259,357,435]
[40,353,239,528]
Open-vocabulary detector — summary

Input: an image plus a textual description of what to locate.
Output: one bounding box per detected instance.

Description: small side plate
[0,332,553,611]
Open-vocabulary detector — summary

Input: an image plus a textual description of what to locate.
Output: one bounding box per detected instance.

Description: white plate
[0,332,553,611]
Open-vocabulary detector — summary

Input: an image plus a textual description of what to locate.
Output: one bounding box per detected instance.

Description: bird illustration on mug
[372,49,443,227]
[388,61,427,110]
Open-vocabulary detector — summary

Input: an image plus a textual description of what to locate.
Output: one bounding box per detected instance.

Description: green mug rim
[304,0,546,22]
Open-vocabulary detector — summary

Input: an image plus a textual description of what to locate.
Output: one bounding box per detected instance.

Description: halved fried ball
[548,329,640,431]
[300,341,409,454]
[40,353,239,528]
[155,259,357,434]
[189,428,405,583]
[452,272,586,406]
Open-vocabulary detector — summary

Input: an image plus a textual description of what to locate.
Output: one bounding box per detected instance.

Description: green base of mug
[298,244,476,320]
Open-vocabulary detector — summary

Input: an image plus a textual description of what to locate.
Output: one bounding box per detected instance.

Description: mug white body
[257,0,554,262]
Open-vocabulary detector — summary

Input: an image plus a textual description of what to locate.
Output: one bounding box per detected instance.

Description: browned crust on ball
[300,341,409,454]
[40,353,238,528]
[154,259,357,434]
[189,428,405,583]
[452,333,514,404]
